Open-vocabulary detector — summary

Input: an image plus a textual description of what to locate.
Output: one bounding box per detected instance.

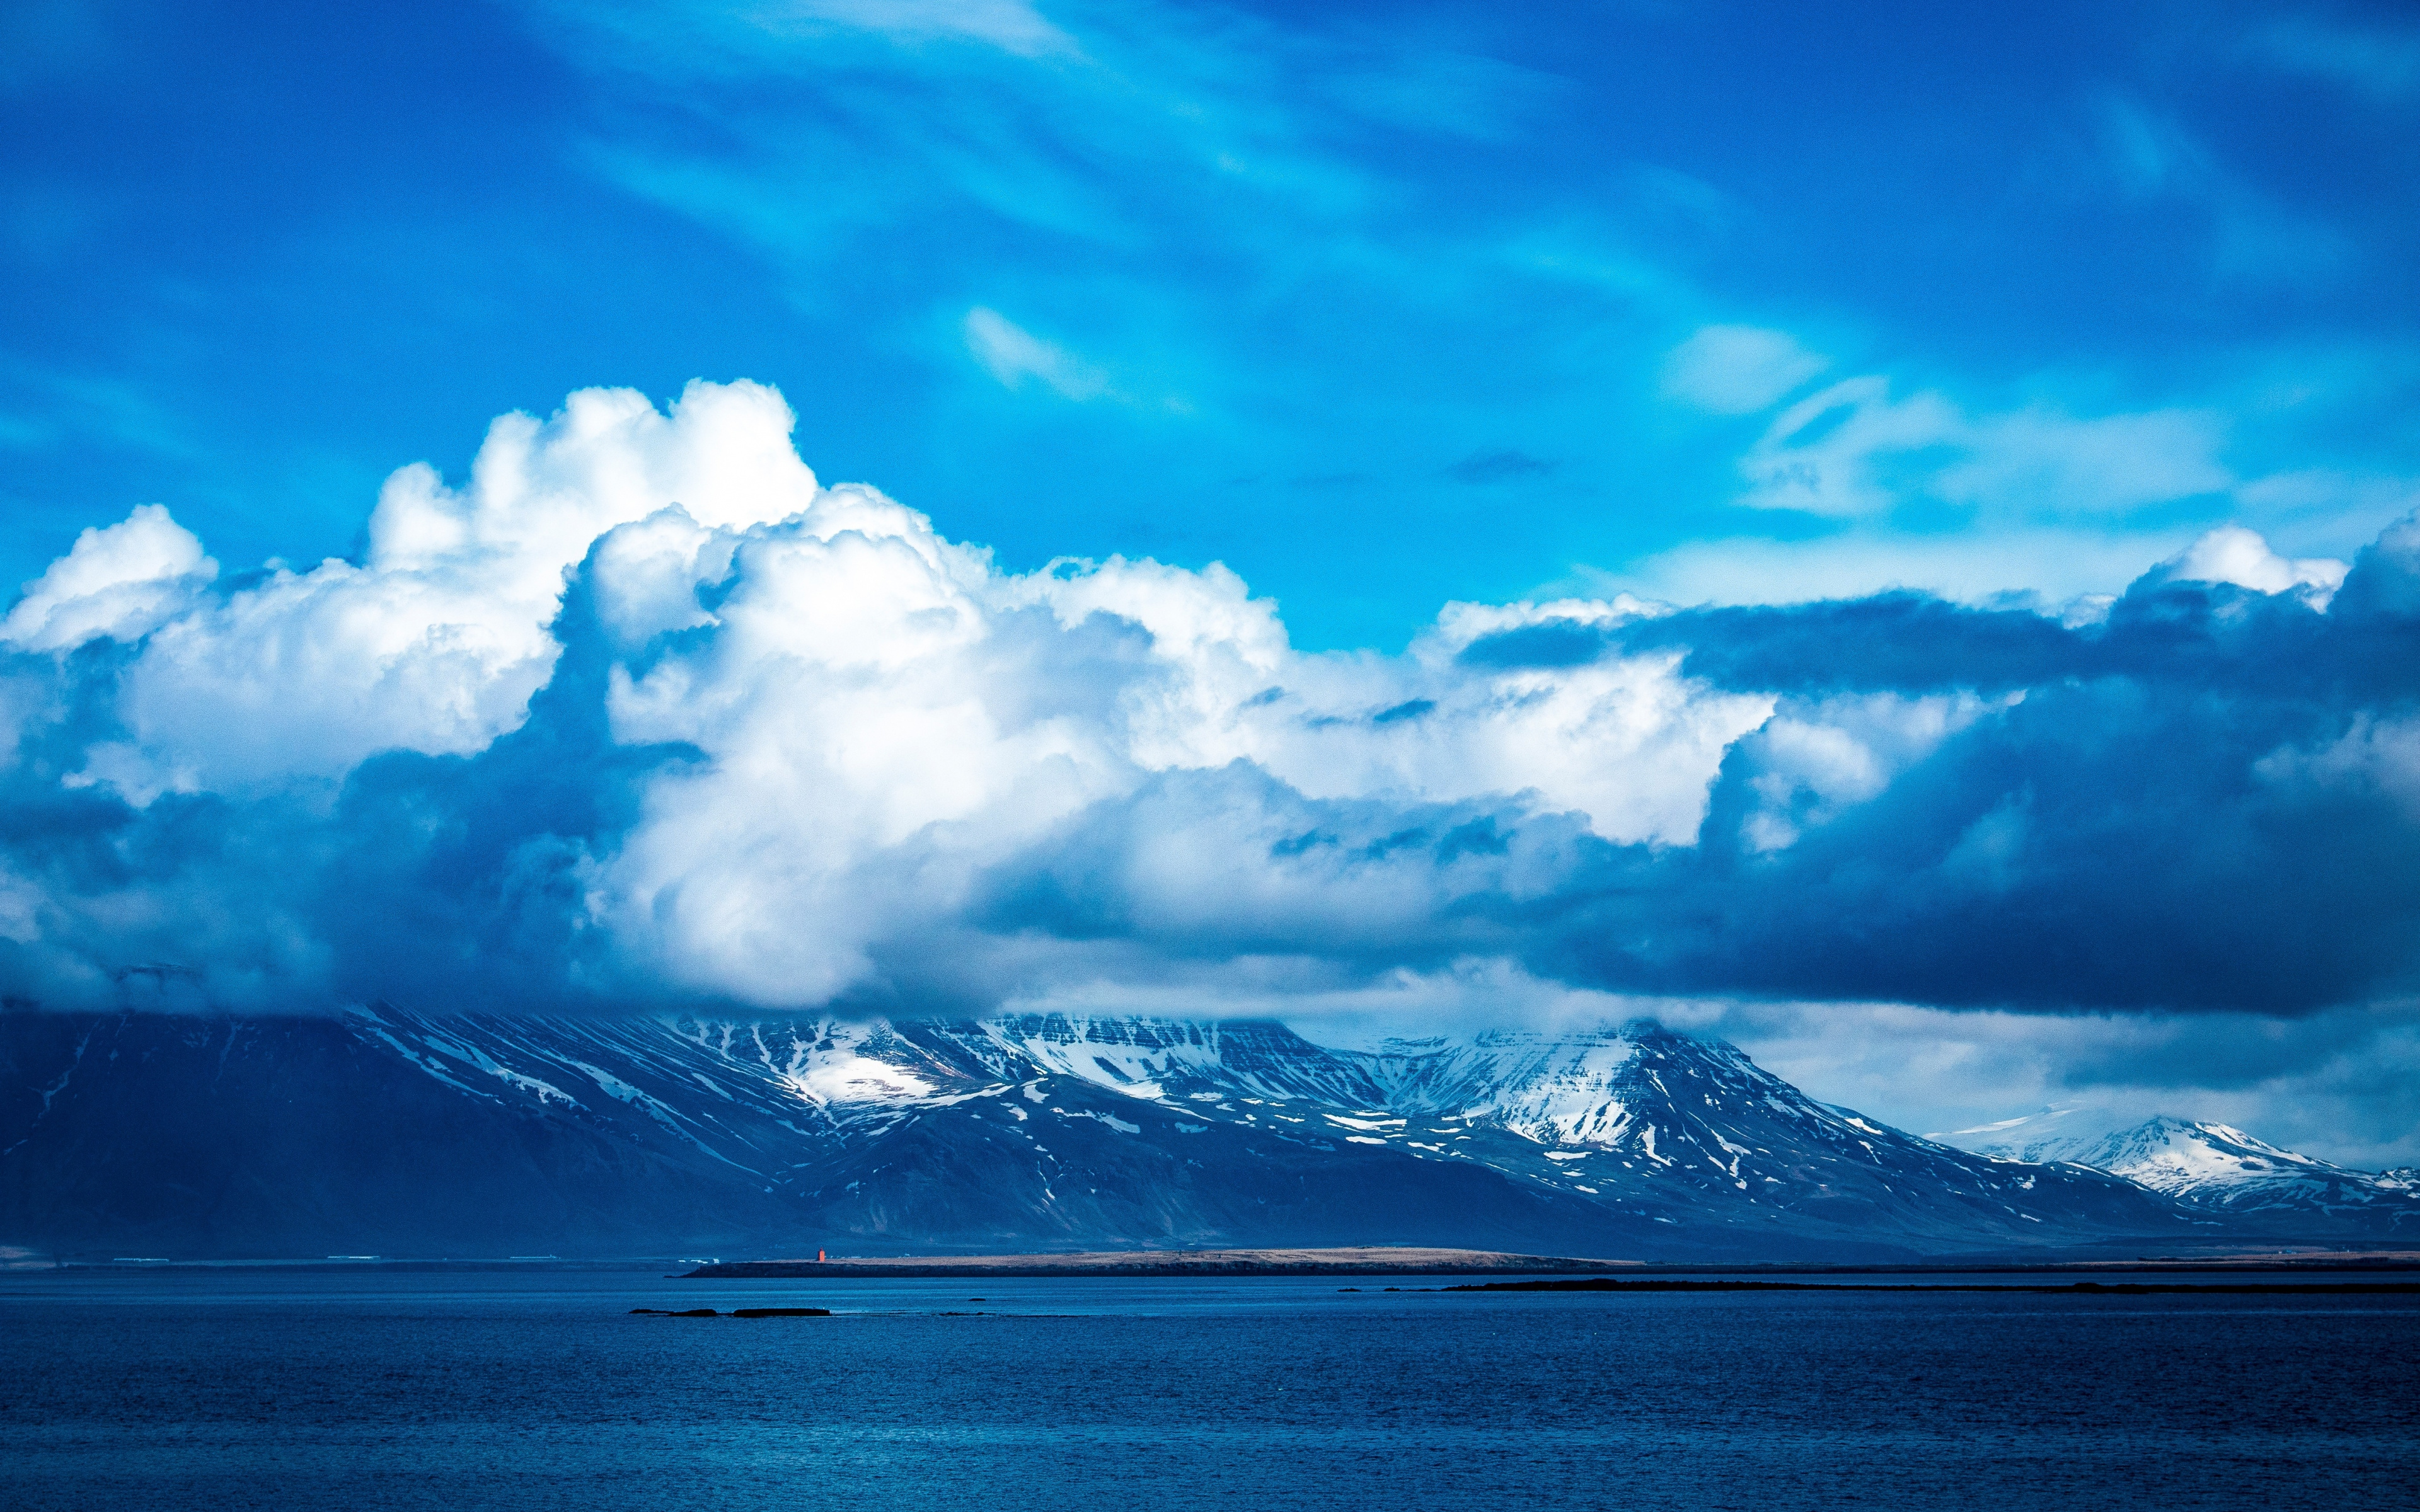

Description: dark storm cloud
[989,540,2420,1014]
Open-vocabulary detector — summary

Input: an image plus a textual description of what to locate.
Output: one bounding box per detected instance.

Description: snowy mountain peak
[1335,1017,1847,1157]
[1939,1107,2419,1228]
[1944,1108,2318,1175]
[2078,1116,2322,1176]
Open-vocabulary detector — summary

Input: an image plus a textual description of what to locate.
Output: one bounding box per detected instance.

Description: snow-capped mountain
[1327,1022,2191,1246]
[0,1008,2256,1261]
[1939,1109,2420,1234]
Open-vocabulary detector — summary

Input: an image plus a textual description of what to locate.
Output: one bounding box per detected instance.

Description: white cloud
[8,381,2402,1034]
[113,381,812,788]
[1734,693,1993,853]
[965,307,1112,400]
[1,503,215,652]
[14,390,2307,930]
[570,431,1771,1004]
[0,380,1780,1009]
[2148,523,2346,601]
[1661,324,1829,415]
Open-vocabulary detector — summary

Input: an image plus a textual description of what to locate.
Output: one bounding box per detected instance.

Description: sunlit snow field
[3,1269,2414,1510]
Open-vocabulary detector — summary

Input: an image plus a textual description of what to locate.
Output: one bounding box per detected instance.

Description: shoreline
[684,1246,1639,1279]
[10,1246,2415,1277]
[681,1245,2420,1280]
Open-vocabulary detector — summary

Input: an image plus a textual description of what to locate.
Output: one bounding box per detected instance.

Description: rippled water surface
[3,1269,2415,1510]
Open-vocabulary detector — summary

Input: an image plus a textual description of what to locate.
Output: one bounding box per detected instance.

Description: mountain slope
[0,1013,801,1257]
[0,1008,2225,1261]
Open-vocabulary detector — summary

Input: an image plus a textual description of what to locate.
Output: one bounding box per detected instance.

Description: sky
[3,0,2419,1161]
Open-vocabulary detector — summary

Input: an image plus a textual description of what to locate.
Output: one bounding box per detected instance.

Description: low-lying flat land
[684,1247,1643,1278]
[682,1246,2420,1280]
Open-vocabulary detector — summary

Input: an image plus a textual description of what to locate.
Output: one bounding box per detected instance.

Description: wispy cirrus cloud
[1727,374,2231,523]
[2247,13,2420,101]
[964,307,1112,399]
[1629,308,2420,611]
[1661,325,1829,416]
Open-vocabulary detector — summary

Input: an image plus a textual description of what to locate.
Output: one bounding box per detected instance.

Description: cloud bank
[4,381,2419,1022]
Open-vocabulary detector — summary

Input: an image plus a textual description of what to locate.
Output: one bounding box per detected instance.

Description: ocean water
[2,1269,2415,1511]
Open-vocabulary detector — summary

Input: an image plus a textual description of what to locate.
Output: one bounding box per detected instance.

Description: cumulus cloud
[1,503,215,653]
[115,383,814,789]
[4,381,2420,1025]
[2142,522,2346,602]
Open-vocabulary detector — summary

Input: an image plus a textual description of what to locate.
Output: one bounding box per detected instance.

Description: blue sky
[7,0,2416,646]
[6,1,2420,1157]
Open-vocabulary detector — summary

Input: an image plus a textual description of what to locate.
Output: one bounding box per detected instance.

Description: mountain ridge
[0,1007,2378,1261]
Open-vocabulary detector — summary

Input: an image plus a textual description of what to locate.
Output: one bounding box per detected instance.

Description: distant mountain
[1939,1109,2420,1235]
[0,1008,2244,1262]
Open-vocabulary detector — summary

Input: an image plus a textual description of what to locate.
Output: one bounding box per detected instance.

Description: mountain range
[3,1008,2408,1263]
